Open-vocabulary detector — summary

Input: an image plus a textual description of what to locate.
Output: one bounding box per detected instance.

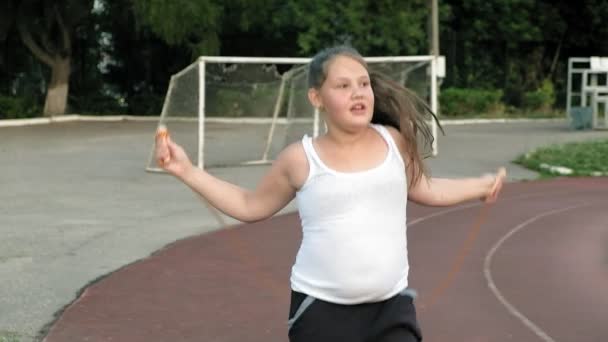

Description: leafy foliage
[0,95,41,119]
[4,0,608,117]
[522,79,555,112]
[274,0,429,55]
[442,0,608,107]
[440,88,504,116]
[516,140,608,177]
[131,0,222,56]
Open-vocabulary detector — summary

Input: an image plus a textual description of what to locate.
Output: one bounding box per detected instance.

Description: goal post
[146,55,443,172]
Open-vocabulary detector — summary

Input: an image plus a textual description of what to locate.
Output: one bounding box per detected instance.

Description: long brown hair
[307,45,442,187]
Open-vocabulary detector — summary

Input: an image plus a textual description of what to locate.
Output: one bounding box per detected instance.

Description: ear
[308,88,323,111]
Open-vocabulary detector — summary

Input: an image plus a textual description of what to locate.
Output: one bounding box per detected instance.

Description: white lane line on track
[407,190,574,227]
[483,203,591,342]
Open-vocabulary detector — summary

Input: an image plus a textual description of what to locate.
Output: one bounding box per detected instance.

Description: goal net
[146,56,441,171]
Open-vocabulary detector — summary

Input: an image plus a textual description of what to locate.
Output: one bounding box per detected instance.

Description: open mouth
[350,103,367,113]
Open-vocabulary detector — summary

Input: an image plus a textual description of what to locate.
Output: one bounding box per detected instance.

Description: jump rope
[156,125,498,310]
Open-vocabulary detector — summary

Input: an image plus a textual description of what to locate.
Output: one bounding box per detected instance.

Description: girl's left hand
[483,167,507,203]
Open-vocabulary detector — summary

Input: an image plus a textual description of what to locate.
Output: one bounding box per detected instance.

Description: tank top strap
[371,124,405,166]
[300,135,323,177]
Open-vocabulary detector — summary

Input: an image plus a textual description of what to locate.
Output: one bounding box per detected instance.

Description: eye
[338,83,349,89]
[361,81,370,87]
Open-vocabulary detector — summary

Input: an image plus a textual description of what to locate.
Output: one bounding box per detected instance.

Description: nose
[352,86,364,99]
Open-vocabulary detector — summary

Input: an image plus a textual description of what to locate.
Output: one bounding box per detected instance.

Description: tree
[0,1,20,93]
[95,0,193,115]
[441,0,608,107]
[9,0,94,116]
[131,0,222,57]
[130,0,431,57]
[102,0,290,115]
[276,0,429,56]
[130,0,289,57]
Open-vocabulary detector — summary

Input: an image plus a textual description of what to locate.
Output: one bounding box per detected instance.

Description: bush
[207,83,282,117]
[70,93,127,115]
[205,83,289,117]
[128,92,164,116]
[0,95,41,119]
[439,88,504,117]
[522,79,555,112]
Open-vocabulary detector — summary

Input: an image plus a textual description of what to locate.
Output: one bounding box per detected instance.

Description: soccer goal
[145,55,443,171]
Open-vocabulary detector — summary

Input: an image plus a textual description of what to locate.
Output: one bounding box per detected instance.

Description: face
[308,55,374,131]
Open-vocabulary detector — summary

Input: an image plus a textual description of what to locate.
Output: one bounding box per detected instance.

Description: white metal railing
[567,57,608,129]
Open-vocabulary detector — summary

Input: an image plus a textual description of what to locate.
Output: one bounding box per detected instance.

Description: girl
[155,45,506,342]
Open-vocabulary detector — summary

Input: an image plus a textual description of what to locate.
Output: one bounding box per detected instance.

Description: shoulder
[276,140,307,166]
[274,140,309,189]
[381,125,407,155]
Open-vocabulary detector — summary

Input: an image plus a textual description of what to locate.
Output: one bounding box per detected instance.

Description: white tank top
[292,124,409,304]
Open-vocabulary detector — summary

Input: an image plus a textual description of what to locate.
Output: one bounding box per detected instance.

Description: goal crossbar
[197,56,438,64]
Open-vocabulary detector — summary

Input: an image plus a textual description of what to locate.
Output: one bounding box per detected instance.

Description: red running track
[43,178,608,342]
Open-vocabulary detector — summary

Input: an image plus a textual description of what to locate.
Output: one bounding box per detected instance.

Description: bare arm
[408,174,503,206]
[385,126,506,207]
[155,127,298,222]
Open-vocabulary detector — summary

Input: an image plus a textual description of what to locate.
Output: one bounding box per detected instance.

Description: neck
[323,121,371,147]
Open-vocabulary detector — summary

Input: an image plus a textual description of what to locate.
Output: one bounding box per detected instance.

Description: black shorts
[287,289,422,342]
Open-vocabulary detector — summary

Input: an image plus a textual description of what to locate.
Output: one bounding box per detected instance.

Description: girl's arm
[155,128,298,223]
[407,173,504,206]
[385,126,506,207]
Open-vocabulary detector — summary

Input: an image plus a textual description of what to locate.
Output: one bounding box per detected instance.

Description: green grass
[515,139,608,177]
[0,331,21,342]
[441,109,566,120]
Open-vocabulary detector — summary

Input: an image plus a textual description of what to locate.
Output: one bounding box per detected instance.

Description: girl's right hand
[484,167,507,203]
[155,126,193,178]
